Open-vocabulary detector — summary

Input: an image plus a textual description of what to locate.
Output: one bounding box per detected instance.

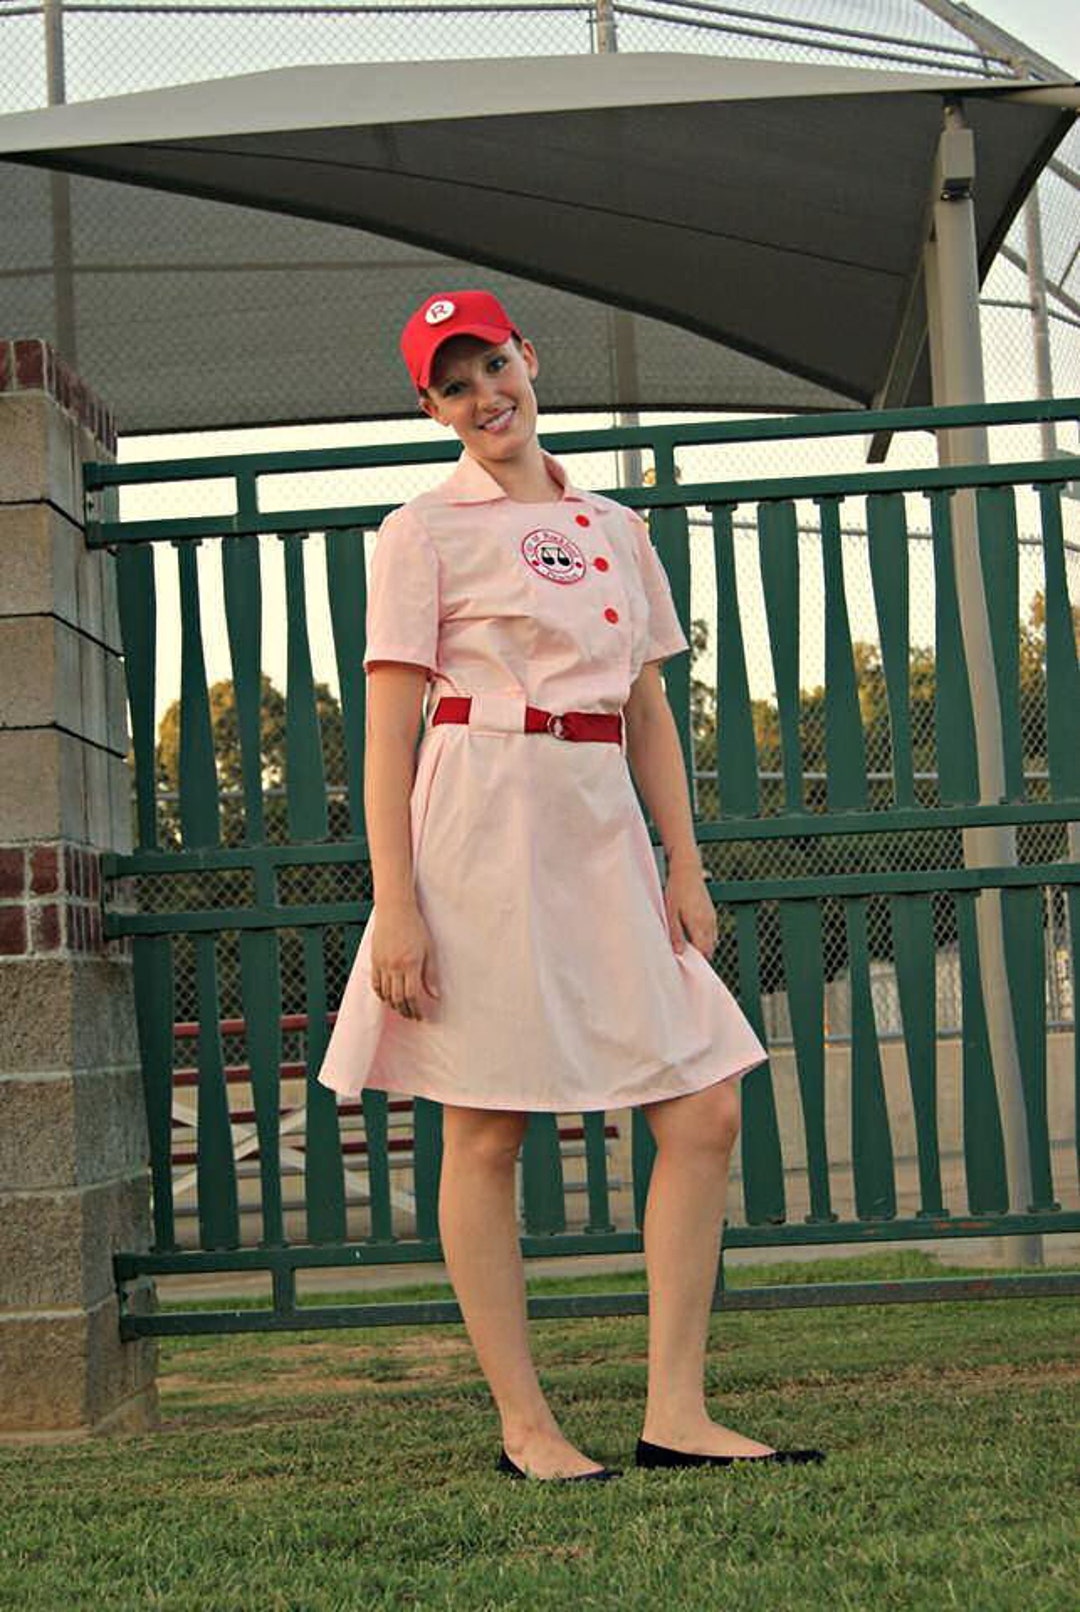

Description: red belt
[431,696,623,744]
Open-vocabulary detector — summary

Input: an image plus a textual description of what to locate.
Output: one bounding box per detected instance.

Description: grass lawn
[1,1250,1077,1611]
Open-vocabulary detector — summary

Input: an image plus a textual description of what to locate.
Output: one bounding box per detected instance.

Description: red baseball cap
[400,290,522,391]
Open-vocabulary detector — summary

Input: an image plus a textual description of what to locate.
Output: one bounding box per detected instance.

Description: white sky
[973,1,1079,76]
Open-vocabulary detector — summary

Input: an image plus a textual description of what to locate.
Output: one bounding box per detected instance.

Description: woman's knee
[442,1104,528,1167]
[643,1076,742,1157]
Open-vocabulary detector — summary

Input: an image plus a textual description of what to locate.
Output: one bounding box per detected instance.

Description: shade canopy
[0,52,1074,433]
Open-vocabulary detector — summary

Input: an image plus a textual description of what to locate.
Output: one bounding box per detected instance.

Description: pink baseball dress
[316,447,768,1111]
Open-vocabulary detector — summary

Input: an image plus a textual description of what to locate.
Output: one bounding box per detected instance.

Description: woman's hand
[370,899,441,1019]
[663,852,717,959]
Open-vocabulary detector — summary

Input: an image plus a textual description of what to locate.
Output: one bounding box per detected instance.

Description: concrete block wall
[0,340,157,1440]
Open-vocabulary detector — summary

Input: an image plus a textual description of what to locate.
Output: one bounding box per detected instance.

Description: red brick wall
[0,843,129,958]
[0,338,117,454]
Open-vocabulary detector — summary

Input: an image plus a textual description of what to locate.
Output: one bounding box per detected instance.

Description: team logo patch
[425,299,456,324]
[521,528,586,585]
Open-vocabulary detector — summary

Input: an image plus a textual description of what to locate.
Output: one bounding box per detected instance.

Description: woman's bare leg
[438,1102,607,1477]
[638,1076,776,1455]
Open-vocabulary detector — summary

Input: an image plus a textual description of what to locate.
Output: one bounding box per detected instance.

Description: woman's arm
[364,663,440,1016]
[624,662,716,957]
[364,662,428,907]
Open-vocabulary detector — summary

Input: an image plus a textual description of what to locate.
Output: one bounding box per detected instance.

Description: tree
[155,674,347,848]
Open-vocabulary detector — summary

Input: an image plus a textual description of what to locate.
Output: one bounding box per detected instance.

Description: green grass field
[2,1251,1077,1611]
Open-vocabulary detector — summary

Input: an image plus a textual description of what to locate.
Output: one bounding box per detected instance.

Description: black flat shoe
[636,1437,825,1469]
[497,1447,622,1481]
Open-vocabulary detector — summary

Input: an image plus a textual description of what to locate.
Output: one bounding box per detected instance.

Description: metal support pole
[1022,187,1080,895]
[1023,189,1057,462]
[924,102,1040,1263]
[593,0,617,54]
[607,311,644,489]
[594,0,643,490]
[43,0,77,365]
[923,238,948,460]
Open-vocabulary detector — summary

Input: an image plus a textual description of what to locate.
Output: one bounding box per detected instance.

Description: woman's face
[419,334,540,463]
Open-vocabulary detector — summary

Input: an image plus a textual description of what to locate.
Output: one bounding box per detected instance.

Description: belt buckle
[546,712,568,740]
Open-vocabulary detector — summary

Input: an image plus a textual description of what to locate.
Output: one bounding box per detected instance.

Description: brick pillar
[0,340,157,1440]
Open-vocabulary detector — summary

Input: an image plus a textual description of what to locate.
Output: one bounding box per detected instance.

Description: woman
[318,290,825,1481]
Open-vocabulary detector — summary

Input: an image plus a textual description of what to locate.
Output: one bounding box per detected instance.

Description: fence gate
[90,398,1080,1337]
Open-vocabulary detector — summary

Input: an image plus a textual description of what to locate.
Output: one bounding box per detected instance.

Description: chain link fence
[4,0,1077,1064]
[3,1,1075,421]
[0,0,1027,113]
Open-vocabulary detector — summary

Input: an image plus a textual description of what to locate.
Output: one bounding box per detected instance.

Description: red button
[593,556,610,571]
[575,514,590,527]
[604,607,619,623]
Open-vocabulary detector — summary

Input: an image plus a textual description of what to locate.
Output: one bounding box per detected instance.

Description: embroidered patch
[425,299,456,324]
[521,529,586,585]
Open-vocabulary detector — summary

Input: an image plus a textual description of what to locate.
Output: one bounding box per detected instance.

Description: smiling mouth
[479,407,515,433]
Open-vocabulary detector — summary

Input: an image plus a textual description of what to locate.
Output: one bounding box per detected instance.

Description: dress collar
[440,447,607,511]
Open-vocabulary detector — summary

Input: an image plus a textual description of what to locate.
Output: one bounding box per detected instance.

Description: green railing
[89,397,1080,1337]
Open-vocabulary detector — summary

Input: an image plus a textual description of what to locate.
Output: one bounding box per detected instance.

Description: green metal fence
[88,397,1080,1338]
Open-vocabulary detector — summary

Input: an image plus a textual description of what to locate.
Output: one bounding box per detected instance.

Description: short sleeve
[628,511,690,664]
[362,504,440,677]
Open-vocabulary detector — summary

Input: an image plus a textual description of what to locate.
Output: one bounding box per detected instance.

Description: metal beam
[1000,242,1080,323]
[914,0,1069,81]
[1002,87,1080,110]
